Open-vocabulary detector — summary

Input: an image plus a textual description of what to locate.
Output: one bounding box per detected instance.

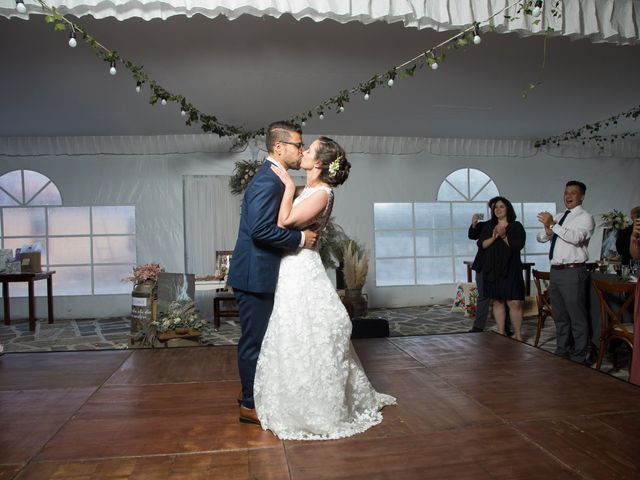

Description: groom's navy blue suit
[227,160,302,409]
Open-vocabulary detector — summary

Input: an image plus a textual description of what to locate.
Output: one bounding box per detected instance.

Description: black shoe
[468,327,484,333]
[505,328,514,337]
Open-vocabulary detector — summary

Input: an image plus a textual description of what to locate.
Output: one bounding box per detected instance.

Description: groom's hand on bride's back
[303,230,318,249]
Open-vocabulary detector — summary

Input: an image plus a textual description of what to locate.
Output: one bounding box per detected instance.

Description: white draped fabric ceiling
[1,0,639,44]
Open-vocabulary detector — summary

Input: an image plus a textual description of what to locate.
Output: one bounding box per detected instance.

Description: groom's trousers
[234,288,274,409]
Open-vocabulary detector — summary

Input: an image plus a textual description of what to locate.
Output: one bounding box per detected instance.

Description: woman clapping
[477,197,526,341]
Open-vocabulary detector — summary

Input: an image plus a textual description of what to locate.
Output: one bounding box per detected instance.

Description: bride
[253,136,396,441]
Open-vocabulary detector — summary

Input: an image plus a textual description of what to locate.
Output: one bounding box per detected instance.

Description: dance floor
[1,333,639,479]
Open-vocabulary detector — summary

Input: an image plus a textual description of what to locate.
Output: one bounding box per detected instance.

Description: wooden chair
[212,250,238,330]
[532,270,552,347]
[591,278,635,374]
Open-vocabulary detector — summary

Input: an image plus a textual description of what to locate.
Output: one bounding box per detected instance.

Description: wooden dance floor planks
[1,334,639,479]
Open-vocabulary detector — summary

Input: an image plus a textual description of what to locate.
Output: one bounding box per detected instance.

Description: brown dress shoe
[239,405,260,425]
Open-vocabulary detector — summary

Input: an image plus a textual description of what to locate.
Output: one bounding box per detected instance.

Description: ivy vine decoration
[535,104,640,150]
[229,159,264,195]
[33,0,554,149]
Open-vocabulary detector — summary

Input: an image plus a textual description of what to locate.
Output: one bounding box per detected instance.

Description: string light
[68,30,77,48]
[428,51,439,70]
[181,109,186,116]
[533,0,543,17]
[473,25,482,45]
[33,0,555,145]
[15,0,27,13]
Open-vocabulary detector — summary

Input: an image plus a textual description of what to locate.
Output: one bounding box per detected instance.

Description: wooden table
[1,271,55,331]
[463,261,535,296]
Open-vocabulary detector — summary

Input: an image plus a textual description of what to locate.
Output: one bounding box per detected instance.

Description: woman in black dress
[477,197,526,340]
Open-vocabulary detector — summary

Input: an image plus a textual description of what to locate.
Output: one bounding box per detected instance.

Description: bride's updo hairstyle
[315,136,351,187]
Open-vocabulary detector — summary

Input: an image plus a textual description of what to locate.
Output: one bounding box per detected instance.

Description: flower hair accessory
[328,155,342,177]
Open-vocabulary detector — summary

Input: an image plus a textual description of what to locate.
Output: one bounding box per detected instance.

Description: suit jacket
[469,220,489,272]
[227,161,302,293]
[616,224,633,266]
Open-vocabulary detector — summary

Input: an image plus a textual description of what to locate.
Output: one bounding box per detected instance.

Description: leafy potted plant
[341,239,370,318]
[318,219,351,288]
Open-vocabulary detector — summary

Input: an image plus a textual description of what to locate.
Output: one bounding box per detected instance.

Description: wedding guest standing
[477,197,526,341]
[468,197,510,334]
[628,214,640,261]
[616,206,640,265]
[537,180,595,364]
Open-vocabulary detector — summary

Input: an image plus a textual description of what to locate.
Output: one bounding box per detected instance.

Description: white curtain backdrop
[183,175,241,276]
[1,0,639,44]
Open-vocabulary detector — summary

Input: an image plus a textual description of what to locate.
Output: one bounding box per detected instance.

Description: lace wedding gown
[254,186,396,441]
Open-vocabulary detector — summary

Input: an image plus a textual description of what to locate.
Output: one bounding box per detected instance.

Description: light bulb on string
[68,31,77,48]
[15,0,27,13]
[532,0,543,17]
[473,25,481,45]
[319,113,324,120]
[364,92,370,101]
[161,98,167,106]
[338,105,344,113]
[109,61,117,76]
[301,120,306,126]
[387,78,394,87]
[135,82,142,93]
[180,109,186,116]
[428,51,439,70]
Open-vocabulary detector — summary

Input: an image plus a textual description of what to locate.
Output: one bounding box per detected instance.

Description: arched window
[0,169,62,206]
[437,168,499,202]
[374,169,555,286]
[1,169,136,297]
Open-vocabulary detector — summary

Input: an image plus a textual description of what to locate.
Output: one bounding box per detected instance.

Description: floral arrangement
[121,263,165,285]
[342,239,369,290]
[465,287,479,318]
[134,300,206,347]
[600,210,631,230]
[229,159,263,195]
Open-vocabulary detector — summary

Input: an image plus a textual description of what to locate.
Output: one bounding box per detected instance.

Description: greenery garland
[535,104,640,150]
[28,0,551,148]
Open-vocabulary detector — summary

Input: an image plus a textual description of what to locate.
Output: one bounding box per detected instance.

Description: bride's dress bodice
[253,184,396,441]
[292,185,334,240]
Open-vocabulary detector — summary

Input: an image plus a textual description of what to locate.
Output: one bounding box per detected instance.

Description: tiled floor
[0,305,631,381]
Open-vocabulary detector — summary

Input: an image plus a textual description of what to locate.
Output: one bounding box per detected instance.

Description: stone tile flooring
[0,305,630,381]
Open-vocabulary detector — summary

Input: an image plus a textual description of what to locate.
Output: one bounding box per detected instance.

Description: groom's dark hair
[266,121,302,153]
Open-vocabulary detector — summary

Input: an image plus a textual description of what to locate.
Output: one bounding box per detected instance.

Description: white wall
[1,134,639,318]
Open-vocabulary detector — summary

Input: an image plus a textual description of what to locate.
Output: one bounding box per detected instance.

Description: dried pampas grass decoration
[343,240,369,290]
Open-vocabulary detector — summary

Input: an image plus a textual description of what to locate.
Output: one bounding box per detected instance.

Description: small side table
[1,271,55,331]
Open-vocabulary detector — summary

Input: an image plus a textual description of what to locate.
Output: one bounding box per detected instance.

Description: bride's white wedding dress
[254,186,396,441]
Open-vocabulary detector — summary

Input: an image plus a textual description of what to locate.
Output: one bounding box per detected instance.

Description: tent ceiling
[1,2,639,141]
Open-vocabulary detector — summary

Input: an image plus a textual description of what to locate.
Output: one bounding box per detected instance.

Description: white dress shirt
[536,205,595,265]
[266,156,305,248]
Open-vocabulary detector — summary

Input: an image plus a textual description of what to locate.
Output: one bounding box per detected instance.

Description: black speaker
[351,317,389,339]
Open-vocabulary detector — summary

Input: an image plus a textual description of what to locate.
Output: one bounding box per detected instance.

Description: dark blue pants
[234,288,274,409]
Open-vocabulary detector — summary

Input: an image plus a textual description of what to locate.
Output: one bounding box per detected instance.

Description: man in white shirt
[537,180,595,364]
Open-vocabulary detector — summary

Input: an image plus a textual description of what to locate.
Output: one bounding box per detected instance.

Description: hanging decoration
[20,0,575,148]
[535,104,640,150]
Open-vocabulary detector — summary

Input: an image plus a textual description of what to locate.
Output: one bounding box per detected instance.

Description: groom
[227,120,317,425]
